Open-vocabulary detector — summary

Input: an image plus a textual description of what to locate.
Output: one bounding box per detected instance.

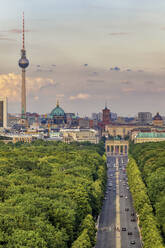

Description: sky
[1,0,165,117]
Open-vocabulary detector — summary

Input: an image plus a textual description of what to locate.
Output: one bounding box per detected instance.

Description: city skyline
[1,0,165,116]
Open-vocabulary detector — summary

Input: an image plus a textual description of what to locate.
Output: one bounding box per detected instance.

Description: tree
[71,229,91,248]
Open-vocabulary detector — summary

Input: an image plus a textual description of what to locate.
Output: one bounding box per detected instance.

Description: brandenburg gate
[105,140,129,156]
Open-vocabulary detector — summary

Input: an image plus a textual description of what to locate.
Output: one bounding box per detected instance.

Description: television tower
[18,12,29,119]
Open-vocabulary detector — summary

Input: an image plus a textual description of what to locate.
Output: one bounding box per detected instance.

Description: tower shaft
[21,68,26,118]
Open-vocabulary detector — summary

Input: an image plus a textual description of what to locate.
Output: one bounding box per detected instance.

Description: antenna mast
[22,12,25,50]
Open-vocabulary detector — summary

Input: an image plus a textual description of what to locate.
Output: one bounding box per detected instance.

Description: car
[131,219,136,222]
[130,240,136,244]
[125,196,128,199]
[122,227,127,231]
[128,232,132,235]
[120,195,123,197]
[125,208,129,211]
[131,212,135,216]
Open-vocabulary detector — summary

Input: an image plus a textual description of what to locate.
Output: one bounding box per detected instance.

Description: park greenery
[0,140,106,248]
[128,141,165,248]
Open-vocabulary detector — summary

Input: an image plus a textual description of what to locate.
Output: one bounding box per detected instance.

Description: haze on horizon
[1,0,165,117]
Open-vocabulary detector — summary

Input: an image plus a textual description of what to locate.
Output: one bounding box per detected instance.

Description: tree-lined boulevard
[96,155,142,248]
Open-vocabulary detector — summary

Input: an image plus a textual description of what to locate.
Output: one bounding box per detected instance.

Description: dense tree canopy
[0,140,106,248]
[129,141,165,246]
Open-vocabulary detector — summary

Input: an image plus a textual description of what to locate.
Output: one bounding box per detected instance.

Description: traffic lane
[124,192,142,247]
[119,166,134,247]
[99,173,115,227]
[119,174,129,248]
[96,194,116,248]
[96,161,116,248]
[107,159,116,247]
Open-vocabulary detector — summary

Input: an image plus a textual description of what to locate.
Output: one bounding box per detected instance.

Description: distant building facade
[78,118,90,129]
[61,128,99,144]
[91,112,103,121]
[134,132,165,143]
[104,124,136,138]
[138,112,152,125]
[0,97,7,128]
[153,112,164,126]
[110,112,117,121]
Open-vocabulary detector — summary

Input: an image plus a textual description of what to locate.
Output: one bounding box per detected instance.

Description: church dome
[50,101,65,117]
[153,112,163,121]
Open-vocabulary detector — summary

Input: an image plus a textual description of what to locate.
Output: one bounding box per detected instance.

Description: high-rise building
[91,112,103,121]
[18,13,29,120]
[0,97,7,128]
[138,112,152,125]
[110,112,117,121]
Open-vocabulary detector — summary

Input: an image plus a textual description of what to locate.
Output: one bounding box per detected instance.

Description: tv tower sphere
[19,49,29,69]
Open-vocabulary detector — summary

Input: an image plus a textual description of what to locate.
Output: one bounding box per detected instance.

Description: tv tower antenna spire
[18,12,29,121]
[23,12,25,50]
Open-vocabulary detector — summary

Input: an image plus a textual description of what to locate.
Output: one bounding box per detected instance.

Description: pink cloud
[0,73,54,102]
[9,29,30,34]
[70,93,90,100]
[122,88,136,93]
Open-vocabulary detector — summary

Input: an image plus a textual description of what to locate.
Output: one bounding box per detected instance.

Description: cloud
[0,73,55,102]
[110,66,120,71]
[35,65,54,73]
[121,80,132,85]
[87,79,104,83]
[8,29,30,34]
[122,88,136,93]
[145,80,155,85]
[0,34,15,41]
[84,64,88,67]
[70,93,90,100]
[108,32,130,36]
[39,81,56,90]
[88,71,99,77]
[34,96,39,101]
[150,87,165,93]
[56,94,64,98]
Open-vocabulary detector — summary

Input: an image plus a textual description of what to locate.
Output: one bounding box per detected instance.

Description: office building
[138,112,152,125]
[0,97,7,128]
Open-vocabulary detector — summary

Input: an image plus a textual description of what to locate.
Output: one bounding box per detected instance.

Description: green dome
[50,102,65,117]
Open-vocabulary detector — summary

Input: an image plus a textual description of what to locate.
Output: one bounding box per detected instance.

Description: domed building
[50,101,66,125]
[153,112,163,126]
